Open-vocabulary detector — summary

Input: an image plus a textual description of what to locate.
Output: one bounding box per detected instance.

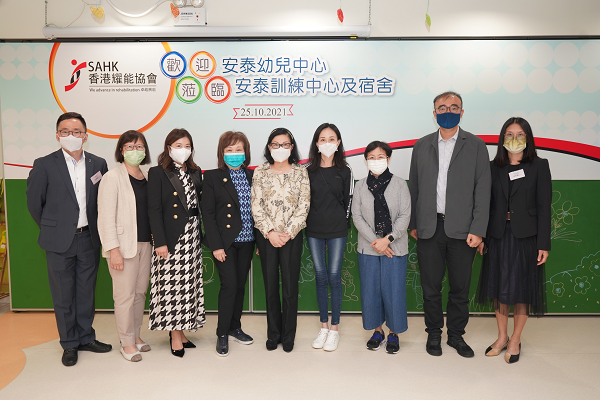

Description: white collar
[438,126,460,143]
[62,148,85,163]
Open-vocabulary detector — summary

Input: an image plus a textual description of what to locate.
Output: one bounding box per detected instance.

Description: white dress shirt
[436,127,459,214]
[62,149,88,228]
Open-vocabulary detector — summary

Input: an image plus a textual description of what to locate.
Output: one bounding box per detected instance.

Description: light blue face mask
[224,153,245,168]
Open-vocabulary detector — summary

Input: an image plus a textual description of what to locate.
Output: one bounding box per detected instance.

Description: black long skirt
[477,221,546,316]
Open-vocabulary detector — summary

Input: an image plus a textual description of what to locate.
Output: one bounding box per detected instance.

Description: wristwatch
[386,234,395,243]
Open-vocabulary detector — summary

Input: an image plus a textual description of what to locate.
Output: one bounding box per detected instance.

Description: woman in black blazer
[202,131,256,357]
[147,128,205,357]
[477,117,551,364]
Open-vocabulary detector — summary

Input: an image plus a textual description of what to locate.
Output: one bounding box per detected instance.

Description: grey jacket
[408,128,491,240]
[352,175,411,257]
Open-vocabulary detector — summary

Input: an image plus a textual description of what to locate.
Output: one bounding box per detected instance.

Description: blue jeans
[307,236,347,326]
[358,252,408,334]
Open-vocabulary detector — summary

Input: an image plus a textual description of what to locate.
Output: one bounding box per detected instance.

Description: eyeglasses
[505,133,526,139]
[366,155,388,161]
[58,130,85,138]
[269,143,292,149]
[436,105,461,114]
[123,144,146,151]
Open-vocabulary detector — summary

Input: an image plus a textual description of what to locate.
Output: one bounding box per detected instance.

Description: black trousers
[45,230,100,350]
[417,217,477,338]
[215,241,255,336]
[256,232,303,346]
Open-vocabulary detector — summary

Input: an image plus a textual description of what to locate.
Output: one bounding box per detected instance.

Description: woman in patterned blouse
[202,131,256,357]
[251,128,311,353]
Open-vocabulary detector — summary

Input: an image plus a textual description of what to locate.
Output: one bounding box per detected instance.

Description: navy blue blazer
[26,149,108,253]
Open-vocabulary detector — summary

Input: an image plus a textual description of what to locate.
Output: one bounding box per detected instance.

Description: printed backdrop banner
[1,40,599,313]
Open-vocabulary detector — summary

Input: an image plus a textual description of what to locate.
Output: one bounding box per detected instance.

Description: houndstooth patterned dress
[149,165,206,331]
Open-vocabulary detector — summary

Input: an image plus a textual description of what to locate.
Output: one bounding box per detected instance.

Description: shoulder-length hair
[306,123,347,172]
[263,127,301,164]
[493,117,538,167]
[114,130,151,165]
[157,128,200,172]
[217,131,251,170]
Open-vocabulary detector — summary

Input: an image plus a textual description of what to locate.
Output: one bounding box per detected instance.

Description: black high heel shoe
[505,342,521,364]
[169,332,185,358]
[182,337,196,349]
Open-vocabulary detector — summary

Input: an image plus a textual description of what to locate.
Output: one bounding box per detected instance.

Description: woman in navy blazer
[477,117,552,364]
[202,131,256,357]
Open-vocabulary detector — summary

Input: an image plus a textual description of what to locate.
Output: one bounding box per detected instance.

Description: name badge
[509,169,525,181]
[91,171,103,185]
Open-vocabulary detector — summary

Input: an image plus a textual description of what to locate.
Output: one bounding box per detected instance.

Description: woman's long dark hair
[306,123,347,172]
[493,117,538,167]
[157,128,200,172]
[263,127,301,164]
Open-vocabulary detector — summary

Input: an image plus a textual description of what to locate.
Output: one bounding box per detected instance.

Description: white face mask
[59,135,83,152]
[271,147,291,163]
[366,159,388,175]
[169,147,192,164]
[318,142,338,158]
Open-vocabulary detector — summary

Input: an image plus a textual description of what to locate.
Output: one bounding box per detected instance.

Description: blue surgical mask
[436,112,461,129]
[224,152,245,168]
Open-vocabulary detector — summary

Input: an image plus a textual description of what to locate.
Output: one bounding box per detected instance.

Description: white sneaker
[312,328,330,349]
[323,330,339,352]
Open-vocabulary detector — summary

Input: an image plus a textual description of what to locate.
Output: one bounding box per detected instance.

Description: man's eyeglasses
[436,105,461,114]
[269,143,292,149]
[58,130,85,138]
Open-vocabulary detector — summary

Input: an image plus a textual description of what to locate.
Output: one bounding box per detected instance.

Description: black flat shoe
[78,340,112,353]
[169,332,185,358]
[282,343,294,353]
[505,343,521,364]
[62,348,78,366]
[266,339,278,351]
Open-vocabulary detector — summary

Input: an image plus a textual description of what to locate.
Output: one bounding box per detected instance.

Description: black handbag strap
[319,168,344,208]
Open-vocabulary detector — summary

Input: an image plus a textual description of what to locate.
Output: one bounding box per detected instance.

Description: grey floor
[1,311,599,400]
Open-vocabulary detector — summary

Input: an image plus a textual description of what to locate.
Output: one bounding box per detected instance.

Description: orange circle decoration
[189,51,217,79]
[204,76,232,104]
[48,42,176,139]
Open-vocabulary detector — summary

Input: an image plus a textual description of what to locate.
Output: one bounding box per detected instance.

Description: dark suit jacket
[26,149,108,253]
[147,165,203,253]
[408,128,491,240]
[202,167,255,252]
[487,158,552,250]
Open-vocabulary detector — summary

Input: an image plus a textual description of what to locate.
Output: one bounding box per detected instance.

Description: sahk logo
[65,59,87,92]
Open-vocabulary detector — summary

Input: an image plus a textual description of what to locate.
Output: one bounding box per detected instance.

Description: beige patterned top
[251,162,311,239]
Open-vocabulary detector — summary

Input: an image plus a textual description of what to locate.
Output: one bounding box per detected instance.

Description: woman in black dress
[148,128,205,357]
[477,117,551,364]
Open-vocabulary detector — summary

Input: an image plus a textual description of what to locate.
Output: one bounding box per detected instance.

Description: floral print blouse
[251,162,310,239]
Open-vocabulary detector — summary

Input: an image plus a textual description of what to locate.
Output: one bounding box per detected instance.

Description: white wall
[1,0,600,40]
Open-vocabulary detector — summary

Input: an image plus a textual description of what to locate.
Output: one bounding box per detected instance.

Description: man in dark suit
[27,112,112,366]
[408,92,491,358]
